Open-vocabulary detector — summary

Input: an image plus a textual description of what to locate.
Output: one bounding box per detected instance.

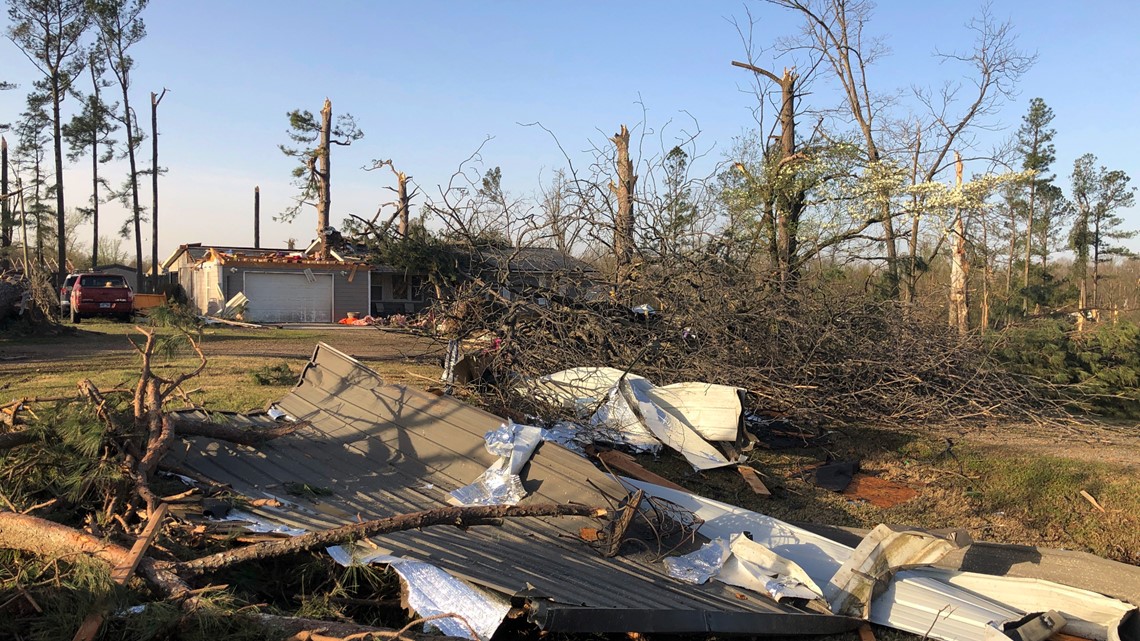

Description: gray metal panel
[225,266,369,323]
[170,343,858,634]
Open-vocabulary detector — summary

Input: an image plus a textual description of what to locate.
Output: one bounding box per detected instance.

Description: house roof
[475,246,597,274]
[168,343,858,636]
[161,243,368,272]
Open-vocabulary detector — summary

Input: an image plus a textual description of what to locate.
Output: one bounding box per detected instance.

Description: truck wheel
[118,313,131,322]
[70,307,81,324]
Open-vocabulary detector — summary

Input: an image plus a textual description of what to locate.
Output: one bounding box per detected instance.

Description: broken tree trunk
[169,415,308,446]
[317,98,332,261]
[397,169,409,238]
[0,430,36,450]
[948,152,969,337]
[0,510,190,599]
[732,61,803,287]
[176,503,607,577]
[610,124,637,285]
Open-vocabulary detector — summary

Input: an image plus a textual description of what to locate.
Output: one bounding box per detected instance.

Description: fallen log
[177,503,608,577]
[0,430,36,451]
[255,613,469,641]
[170,415,307,446]
[0,510,190,599]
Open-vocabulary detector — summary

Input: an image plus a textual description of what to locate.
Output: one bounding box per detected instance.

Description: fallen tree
[435,260,1064,429]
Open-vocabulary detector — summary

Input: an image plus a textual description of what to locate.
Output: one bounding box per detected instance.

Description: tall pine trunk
[120,88,143,289]
[317,99,331,260]
[1,137,8,249]
[150,90,164,292]
[52,75,66,283]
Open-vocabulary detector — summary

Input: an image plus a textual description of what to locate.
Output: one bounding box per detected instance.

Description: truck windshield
[79,275,129,288]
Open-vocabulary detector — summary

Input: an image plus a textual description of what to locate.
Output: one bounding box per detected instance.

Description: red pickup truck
[69,274,134,323]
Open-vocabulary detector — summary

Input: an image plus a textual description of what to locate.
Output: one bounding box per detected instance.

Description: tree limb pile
[438,256,1062,428]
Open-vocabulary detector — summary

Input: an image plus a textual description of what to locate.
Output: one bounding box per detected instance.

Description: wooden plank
[858,623,876,641]
[603,489,643,558]
[737,466,772,497]
[72,503,170,641]
[593,449,686,492]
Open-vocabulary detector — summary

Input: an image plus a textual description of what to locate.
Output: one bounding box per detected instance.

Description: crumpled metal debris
[328,546,510,641]
[665,538,732,584]
[665,534,825,603]
[617,377,736,470]
[449,421,544,506]
[825,524,971,617]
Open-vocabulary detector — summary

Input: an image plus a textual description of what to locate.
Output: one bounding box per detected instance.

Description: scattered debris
[666,534,826,604]
[624,479,1140,641]
[738,465,773,497]
[449,421,543,507]
[745,413,829,449]
[587,446,686,492]
[803,461,860,492]
[1081,490,1107,513]
[169,344,860,638]
[824,525,971,617]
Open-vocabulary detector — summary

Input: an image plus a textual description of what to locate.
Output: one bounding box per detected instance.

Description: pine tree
[1069,154,1136,309]
[279,99,362,260]
[90,0,148,286]
[1015,98,1056,310]
[62,53,118,270]
[6,0,91,284]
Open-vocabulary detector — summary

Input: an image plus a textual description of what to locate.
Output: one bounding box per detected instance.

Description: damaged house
[161,243,600,323]
[161,244,431,323]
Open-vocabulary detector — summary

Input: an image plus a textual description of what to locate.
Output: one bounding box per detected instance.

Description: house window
[391,275,424,301]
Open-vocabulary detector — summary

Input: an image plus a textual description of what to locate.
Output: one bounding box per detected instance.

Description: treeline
[1,0,154,291]
[340,2,1138,336]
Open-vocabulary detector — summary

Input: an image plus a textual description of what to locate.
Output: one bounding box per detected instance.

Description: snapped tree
[769,0,1033,302]
[280,98,363,260]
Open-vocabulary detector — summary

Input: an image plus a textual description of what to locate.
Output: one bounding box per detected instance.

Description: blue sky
[2,1,1138,260]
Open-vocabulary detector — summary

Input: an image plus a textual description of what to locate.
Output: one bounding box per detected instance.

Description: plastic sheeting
[450,421,544,506]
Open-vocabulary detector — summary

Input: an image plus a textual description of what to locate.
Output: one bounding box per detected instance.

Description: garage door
[243,272,334,323]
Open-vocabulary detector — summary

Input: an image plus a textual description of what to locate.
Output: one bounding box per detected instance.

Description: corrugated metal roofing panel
[169,343,859,635]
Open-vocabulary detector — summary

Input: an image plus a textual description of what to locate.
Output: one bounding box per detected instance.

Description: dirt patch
[0,323,443,365]
[842,474,919,508]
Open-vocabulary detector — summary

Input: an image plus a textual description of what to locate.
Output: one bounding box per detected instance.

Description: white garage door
[244,272,334,323]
